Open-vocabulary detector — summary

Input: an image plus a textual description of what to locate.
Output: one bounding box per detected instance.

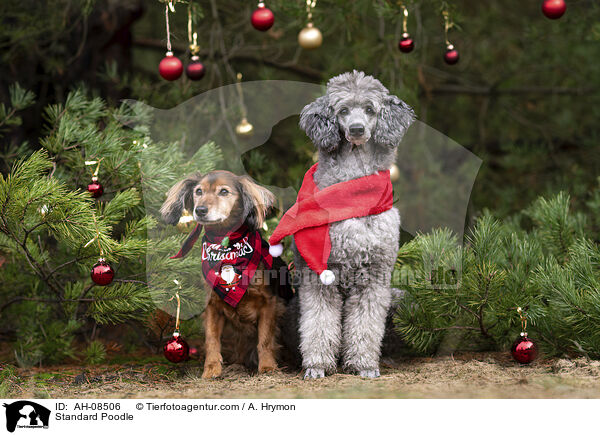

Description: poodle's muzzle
[339,106,376,146]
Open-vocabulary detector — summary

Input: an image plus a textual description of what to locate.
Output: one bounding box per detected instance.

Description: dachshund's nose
[195,205,208,217]
[349,124,365,136]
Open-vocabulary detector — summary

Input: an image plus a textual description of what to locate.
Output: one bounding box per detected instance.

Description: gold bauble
[390,164,400,183]
[235,118,254,137]
[298,23,323,50]
[177,209,196,233]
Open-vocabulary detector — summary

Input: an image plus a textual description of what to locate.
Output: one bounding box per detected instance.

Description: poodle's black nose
[195,205,208,216]
[349,124,365,136]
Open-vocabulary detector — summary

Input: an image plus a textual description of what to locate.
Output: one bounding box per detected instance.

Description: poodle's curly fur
[295,70,415,379]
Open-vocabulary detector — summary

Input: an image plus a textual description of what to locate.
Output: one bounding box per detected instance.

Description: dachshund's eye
[195,188,203,196]
[365,106,375,115]
[218,188,229,196]
[339,107,349,116]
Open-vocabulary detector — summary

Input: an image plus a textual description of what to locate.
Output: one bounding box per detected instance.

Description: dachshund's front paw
[202,362,222,379]
[258,364,278,374]
[358,368,380,378]
[303,367,325,380]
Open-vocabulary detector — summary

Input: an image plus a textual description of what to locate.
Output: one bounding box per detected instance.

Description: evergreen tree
[0,88,220,366]
[393,192,600,358]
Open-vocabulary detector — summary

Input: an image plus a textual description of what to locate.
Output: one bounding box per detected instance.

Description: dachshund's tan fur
[161,171,285,379]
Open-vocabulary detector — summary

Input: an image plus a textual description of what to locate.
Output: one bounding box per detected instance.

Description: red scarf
[171,225,272,307]
[268,163,393,283]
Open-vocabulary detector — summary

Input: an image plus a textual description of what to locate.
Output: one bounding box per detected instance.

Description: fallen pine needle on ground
[2,352,600,399]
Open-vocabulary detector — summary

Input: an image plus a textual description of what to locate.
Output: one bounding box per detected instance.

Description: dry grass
[3,352,600,399]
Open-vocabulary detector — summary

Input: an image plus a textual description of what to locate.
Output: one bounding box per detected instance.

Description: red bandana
[268,163,393,278]
[171,225,273,307]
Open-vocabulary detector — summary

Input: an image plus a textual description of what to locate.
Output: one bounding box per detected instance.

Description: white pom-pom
[269,243,283,257]
[319,270,335,285]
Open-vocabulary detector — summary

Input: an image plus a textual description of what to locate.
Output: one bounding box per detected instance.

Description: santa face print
[218,264,241,290]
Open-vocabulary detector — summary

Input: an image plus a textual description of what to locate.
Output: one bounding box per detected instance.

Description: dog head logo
[3,401,50,432]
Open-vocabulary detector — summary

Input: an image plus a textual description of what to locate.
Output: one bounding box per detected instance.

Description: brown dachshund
[161,171,293,378]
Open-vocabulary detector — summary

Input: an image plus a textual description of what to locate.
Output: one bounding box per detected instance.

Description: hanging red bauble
[511,333,538,364]
[251,2,274,31]
[91,258,115,286]
[164,332,190,363]
[542,0,566,19]
[398,33,414,53]
[159,52,183,81]
[87,177,104,198]
[444,44,460,65]
[186,56,206,81]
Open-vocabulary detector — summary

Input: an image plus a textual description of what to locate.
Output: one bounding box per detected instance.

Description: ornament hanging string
[234,72,254,136]
[169,280,182,333]
[236,72,248,121]
[443,10,453,46]
[84,159,105,255]
[84,209,104,257]
[517,306,527,333]
[187,3,192,44]
[306,0,317,24]
[401,5,408,34]
[187,2,199,55]
[165,2,174,54]
[85,159,102,179]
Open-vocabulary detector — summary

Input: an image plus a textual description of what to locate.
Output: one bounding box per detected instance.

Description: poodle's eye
[339,107,349,116]
[365,106,375,115]
[218,188,229,196]
[195,188,203,196]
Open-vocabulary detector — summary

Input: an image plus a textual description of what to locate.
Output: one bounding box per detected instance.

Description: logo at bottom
[3,401,51,432]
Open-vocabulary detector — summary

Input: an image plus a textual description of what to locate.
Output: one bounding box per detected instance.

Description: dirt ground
[2,352,600,399]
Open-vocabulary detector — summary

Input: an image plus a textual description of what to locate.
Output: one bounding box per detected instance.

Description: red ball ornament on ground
[91,258,115,286]
[87,177,103,198]
[398,33,414,53]
[511,333,538,364]
[444,45,460,65]
[251,3,274,31]
[186,56,205,81]
[164,332,190,363]
[542,0,566,19]
[159,52,183,81]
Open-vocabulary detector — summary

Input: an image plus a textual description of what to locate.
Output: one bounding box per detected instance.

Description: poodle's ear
[238,175,276,231]
[299,95,341,153]
[373,95,416,147]
[160,173,202,225]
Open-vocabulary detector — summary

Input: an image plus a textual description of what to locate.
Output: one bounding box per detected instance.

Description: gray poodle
[295,70,415,379]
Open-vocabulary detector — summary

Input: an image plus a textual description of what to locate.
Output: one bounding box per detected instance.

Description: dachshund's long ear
[238,176,275,231]
[299,95,341,153]
[373,95,416,147]
[160,173,202,225]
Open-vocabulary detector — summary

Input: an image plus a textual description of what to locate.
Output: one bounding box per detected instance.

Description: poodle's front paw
[358,368,380,378]
[303,367,326,380]
[201,362,222,379]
